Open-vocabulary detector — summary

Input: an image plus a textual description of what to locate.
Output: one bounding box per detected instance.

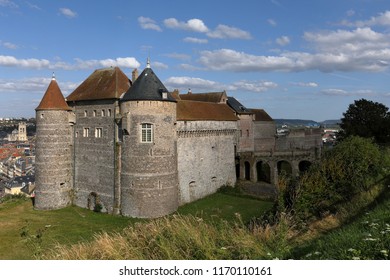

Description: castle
[34,61,322,218]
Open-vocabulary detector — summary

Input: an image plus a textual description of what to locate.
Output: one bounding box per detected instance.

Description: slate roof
[121,67,176,102]
[179,91,226,103]
[250,109,274,122]
[227,97,252,114]
[66,67,131,102]
[177,100,238,121]
[36,78,72,111]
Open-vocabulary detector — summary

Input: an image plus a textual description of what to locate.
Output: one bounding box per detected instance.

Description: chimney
[132,68,139,82]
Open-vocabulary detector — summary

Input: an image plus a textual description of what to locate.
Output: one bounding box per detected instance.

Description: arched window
[141,123,153,143]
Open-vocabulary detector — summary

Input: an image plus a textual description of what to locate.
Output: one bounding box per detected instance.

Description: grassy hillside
[0,193,272,259]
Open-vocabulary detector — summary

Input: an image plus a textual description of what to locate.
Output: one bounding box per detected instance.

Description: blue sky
[1,0,390,121]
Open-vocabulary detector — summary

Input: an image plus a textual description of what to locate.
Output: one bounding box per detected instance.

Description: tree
[338,99,390,144]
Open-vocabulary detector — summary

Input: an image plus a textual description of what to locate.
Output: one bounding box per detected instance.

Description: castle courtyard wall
[177,120,237,205]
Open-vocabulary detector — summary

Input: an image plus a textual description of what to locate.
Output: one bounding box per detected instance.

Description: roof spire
[52,72,56,80]
[146,57,151,68]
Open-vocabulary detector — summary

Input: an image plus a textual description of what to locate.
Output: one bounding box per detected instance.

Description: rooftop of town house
[179,91,227,103]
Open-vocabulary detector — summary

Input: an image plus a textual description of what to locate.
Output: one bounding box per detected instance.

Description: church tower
[120,60,179,218]
[35,74,73,210]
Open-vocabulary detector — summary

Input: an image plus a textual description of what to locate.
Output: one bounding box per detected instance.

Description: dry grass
[47,214,291,260]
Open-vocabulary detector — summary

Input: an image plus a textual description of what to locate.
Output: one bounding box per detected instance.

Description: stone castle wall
[176,120,237,205]
[71,100,119,213]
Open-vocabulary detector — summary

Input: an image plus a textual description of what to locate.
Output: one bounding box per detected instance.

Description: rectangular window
[95,128,103,138]
[75,132,78,138]
[93,110,97,117]
[141,123,153,143]
[83,128,89,137]
[84,110,87,117]
[101,109,106,117]
[108,109,112,117]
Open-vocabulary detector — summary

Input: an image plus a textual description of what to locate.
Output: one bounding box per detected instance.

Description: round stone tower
[120,60,179,218]
[35,74,73,210]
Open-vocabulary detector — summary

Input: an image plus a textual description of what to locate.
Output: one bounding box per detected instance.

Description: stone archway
[244,161,251,180]
[299,160,312,173]
[87,192,102,212]
[256,161,271,183]
[277,160,292,176]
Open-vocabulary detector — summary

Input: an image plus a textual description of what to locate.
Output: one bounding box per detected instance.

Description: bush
[276,136,388,223]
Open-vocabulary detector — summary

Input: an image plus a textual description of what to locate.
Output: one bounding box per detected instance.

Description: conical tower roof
[36,75,71,111]
[121,61,176,102]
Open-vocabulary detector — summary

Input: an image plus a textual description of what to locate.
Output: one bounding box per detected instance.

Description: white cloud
[164,18,209,33]
[1,41,18,49]
[207,24,252,40]
[165,76,220,91]
[183,37,208,44]
[163,17,251,40]
[321,88,376,97]
[0,55,140,70]
[59,8,77,18]
[199,25,390,73]
[0,55,50,69]
[228,80,278,92]
[138,16,162,31]
[165,76,277,93]
[0,77,77,94]
[291,82,318,87]
[276,36,290,46]
[349,10,390,27]
[0,0,18,8]
[151,61,168,69]
[268,19,277,26]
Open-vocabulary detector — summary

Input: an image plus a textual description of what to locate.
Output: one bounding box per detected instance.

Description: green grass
[290,189,390,260]
[0,192,272,259]
[176,192,273,223]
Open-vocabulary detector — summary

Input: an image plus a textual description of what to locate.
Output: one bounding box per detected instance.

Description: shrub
[275,136,388,223]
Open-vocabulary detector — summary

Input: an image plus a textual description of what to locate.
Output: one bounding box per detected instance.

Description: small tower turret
[120,60,178,218]
[35,74,73,210]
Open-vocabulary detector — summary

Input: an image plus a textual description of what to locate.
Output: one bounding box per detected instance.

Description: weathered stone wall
[71,100,118,213]
[253,121,276,152]
[34,110,73,209]
[120,101,178,218]
[177,120,237,205]
[237,114,254,152]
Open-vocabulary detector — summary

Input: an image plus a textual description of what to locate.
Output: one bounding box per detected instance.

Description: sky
[1,0,390,121]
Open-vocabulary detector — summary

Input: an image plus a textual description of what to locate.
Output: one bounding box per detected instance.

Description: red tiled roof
[66,67,131,101]
[35,78,71,111]
[177,100,238,121]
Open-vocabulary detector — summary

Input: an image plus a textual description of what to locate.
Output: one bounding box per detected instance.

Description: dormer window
[162,92,168,100]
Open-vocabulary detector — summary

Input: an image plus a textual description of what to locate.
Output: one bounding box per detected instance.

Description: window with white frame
[95,128,103,138]
[141,123,153,143]
[83,128,89,137]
